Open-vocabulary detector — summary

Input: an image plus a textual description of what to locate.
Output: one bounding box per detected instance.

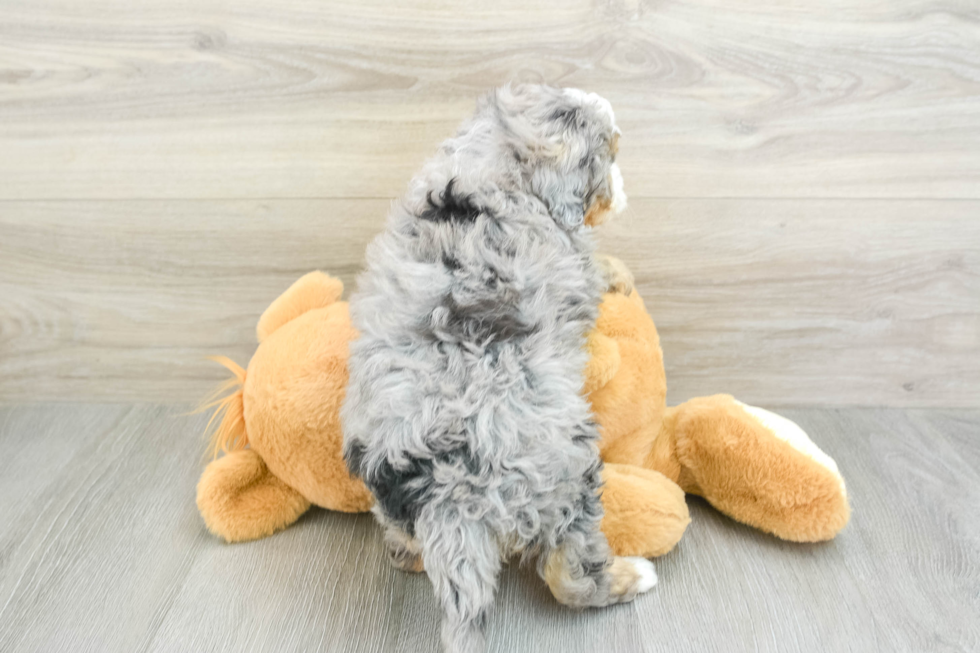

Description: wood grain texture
[0,404,978,652]
[1,0,979,200]
[0,200,386,404]
[2,199,977,406]
[600,199,980,408]
[1,0,979,405]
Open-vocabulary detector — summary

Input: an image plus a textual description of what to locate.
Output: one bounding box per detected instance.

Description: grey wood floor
[0,404,977,653]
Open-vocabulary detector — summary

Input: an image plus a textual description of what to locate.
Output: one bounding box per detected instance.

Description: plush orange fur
[199,356,248,460]
[197,271,850,554]
[243,300,372,513]
[256,272,344,343]
[667,396,851,542]
[600,464,690,558]
[197,449,311,542]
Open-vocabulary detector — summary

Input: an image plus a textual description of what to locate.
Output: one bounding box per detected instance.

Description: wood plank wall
[1,0,978,406]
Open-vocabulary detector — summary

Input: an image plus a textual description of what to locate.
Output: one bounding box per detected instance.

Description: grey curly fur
[342,84,653,653]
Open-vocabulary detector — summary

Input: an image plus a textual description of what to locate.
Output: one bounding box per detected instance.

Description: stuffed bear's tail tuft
[197,356,248,461]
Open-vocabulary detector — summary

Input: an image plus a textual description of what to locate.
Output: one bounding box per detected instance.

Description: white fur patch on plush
[735,401,847,497]
[625,557,658,592]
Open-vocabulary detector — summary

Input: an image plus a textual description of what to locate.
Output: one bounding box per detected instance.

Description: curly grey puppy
[342,84,655,653]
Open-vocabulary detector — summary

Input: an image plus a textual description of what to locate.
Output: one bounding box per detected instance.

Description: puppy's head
[487,84,627,230]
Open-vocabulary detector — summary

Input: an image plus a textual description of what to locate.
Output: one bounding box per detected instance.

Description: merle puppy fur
[342,84,654,653]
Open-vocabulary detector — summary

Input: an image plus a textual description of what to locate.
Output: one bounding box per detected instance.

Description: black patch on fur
[551,106,582,129]
[368,455,436,536]
[344,442,367,478]
[583,455,605,494]
[434,442,482,476]
[442,253,462,271]
[366,443,483,535]
[450,587,461,611]
[576,482,604,521]
[582,558,606,577]
[570,421,600,447]
[481,267,503,290]
[448,580,487,628]
[444,295,536,342]
[417,292,536,345]
[476,608,489,631]
[419,178,482,223]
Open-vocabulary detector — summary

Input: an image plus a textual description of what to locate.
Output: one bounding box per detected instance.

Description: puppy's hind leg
[540,491,657,608]
[417,507,501,653]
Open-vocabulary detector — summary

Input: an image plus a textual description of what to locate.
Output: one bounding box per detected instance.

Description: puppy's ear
[530,166,587,230]
[489,84,621,229]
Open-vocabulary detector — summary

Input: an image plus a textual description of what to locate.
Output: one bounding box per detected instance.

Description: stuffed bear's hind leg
[664,394,850,542]
[197,449,312,542]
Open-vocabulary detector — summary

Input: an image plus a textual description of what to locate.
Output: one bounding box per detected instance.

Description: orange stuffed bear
[197,271,849,557]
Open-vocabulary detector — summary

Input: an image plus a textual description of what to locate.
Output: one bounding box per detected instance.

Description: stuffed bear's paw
[595,254,635,295]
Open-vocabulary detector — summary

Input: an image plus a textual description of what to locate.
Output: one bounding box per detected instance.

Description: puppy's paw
[608,556,658,604]
[595,254,634,295]
[624,557,658,593]
[388,549,425,573]
[384,527,426,573]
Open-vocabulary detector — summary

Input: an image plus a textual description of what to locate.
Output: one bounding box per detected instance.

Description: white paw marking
[735,401,847,497]
[626,557,658,593]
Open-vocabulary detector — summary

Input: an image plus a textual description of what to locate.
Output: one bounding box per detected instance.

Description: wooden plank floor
[0,404,977,652]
